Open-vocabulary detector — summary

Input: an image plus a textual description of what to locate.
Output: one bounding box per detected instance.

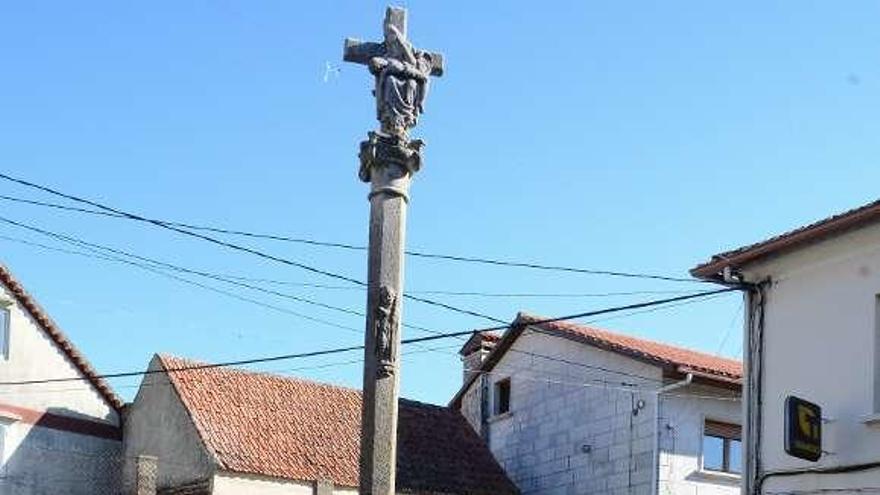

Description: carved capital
[358,131,423,190]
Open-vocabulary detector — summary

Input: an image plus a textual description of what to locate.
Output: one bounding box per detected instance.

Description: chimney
[459,331,499,382]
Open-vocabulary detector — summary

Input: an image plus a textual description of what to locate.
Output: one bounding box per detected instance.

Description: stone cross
[343,6,443,495]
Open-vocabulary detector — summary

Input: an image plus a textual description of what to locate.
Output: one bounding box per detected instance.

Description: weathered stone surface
[343,7,444,495]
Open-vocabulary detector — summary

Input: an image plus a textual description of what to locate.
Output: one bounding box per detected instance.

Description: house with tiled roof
[122,354,519,495]
[692,198,880,495]
[0,263,123,494]
[450,312,743,495]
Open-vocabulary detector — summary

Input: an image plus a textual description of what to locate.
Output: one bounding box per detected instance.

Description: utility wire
[0,216,462,338]
[478,287,739,333]
[0,227,740,389]
[0,232,363,334]
[0,189,703,284]
[0,174,502,324]
[171,275,695,300]
[0,288,740,387]
[0,232,735,389]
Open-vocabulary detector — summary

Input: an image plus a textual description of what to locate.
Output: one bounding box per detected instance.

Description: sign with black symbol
[784,396,822,462]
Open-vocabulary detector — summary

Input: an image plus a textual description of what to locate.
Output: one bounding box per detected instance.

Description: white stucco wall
[213,471,359,495]
[0,282,121,494]
[122,355,216,492]
[0,283,117,420]
[458,330,742,495]
[741,222,880,492]
[657,385,741,495]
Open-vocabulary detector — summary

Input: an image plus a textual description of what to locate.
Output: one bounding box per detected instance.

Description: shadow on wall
[1,407,122,495]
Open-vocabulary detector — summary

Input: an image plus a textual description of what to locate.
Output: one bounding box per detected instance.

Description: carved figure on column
[369,20,433,139]
[373,286,397,377]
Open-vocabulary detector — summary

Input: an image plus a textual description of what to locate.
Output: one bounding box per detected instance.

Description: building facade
[451,313,743,495]
[124,354,519,495]
[0,264,123,494]
[693,199,880,494]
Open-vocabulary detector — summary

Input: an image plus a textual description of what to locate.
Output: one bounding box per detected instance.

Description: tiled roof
[450,313,741,409]
[458,331,501,356]
[158,355,518,495]
[692,198,880,279]
[0,263,122,410]
[516,313,742,381]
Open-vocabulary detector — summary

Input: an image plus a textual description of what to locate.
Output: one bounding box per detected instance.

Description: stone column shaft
[358,134,417,495]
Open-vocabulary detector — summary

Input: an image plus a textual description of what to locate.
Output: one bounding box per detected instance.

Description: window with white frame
[702,420,742,474]
[0,306,8,360]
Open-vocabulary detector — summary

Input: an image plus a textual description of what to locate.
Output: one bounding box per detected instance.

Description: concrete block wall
[459,331,743,495]
[468,331,662,495]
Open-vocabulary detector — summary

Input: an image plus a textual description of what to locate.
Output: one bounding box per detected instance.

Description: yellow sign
[785,396,822,461]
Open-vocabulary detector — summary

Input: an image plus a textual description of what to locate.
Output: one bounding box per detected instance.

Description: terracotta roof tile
[450,313,741,409]
[0,263,122,410]
[458,331,501,356]
[158,355,518,494]
[516,313,742,381]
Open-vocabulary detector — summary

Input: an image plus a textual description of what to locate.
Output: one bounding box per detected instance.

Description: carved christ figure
[374,286,397,377]
[369,20,433,138]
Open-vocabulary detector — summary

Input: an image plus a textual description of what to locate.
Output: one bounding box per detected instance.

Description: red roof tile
[692,198,880,279]
[158,355,518,494]
[458,331,501,356]
[0,263,122,410]
[516,313,742,381]
[450,313,741,409]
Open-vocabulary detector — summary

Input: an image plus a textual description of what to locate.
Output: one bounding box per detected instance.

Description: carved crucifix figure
[343,7,444,495]
[345,7,444,183]
[344,7,444,140]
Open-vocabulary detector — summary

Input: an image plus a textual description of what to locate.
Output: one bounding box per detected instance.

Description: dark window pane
[728,440,742,474]
[495,379,510,415]
[703,435,725,471]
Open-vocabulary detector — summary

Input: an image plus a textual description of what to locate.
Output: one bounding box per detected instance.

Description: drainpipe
[652,373,693,495]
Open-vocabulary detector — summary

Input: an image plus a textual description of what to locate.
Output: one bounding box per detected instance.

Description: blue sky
[0,1,878,404]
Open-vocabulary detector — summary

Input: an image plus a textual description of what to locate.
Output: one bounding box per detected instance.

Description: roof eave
[672,366,742,390]
[0,264,124,411]
[692,200,880,281]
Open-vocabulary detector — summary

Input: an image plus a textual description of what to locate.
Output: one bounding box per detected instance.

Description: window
[494,378,511,416]
[703,420,742,474]
[0,306,8,360]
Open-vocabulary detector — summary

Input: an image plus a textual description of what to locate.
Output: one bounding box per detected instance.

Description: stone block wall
[458,330,743,495]
[466,331,661,495]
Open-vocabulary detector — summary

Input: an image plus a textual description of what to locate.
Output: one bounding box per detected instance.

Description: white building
[123,353,519,495]
[451,313,743,495]
[0,263,123,494]
[693,199,880,495]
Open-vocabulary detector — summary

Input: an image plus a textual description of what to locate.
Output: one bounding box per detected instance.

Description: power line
[0,288,740,387]
[479,287,739,333]
[0,217,474,340]
[0,188,704,284]
[171,275,695,300]
[0,173,502,324]
[400,289,695,298]
[0,232,364,334]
